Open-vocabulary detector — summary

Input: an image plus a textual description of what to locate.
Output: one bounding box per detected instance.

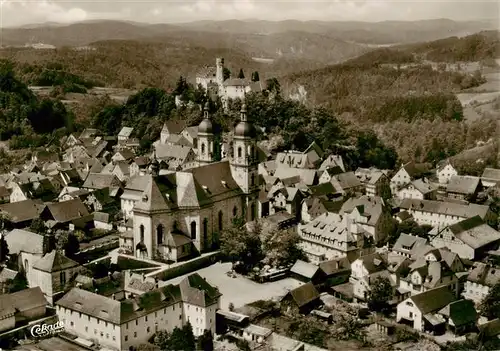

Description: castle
[196,58,262,106]
[133,103,262,261]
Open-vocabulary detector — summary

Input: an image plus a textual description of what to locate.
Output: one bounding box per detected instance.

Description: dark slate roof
[179,273,222,307]
[447,175,481,195]
[438,299,476,327]
[45,198,90,223]
[0,199,45,223]
[163,120,187,135]
[286,282,320,308]
[0,287,45,318]
[83,173,121,190]
[318,257,351,275]
[33,250,80,273]
[409,286,456,315]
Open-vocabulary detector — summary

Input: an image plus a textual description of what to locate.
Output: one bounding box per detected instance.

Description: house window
[85,326,88,332]
[140,224,145,242]
[145,316,148,322]
[218,211,223,231]
[134,332,137,338]
[60,271,66,286]
[70,321,74,327]
[233,206,237,217]
[125,335,128,341]
[250,203,256,221]
[157,224,164,245]
[201,143,206,154]
[191,221,197,240]
[238,147,242,158]
[251,173,255,186]
[409,312,413,318]
[147,327,150,333]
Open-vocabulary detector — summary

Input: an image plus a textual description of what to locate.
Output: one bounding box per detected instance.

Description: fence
[150,252,221,281]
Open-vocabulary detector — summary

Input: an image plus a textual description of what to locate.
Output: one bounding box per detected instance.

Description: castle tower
[230,104,260,221]
[197,102,216,166]
[216,58,224,85]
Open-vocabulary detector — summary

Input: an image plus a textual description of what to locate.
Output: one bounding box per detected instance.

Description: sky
[0,0,498,27]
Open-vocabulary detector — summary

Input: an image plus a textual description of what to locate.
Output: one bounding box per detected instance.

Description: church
[133,103,261,261]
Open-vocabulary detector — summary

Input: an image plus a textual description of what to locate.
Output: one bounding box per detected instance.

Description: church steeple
[197,102,217,165]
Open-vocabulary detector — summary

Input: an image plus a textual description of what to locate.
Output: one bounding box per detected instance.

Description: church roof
[33,250,80,273]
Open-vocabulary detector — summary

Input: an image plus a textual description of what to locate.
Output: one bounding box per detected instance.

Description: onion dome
[234,104,256,138]
[198,102,213,134]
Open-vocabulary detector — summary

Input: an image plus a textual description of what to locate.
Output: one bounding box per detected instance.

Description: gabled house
[267,186,304,219]
[300,196,344,223]
[398,198,494,229]
[340,195,391,244]
[429,216,500,260]
[392,234,428,258]
[118,126,134,142]
[320,154,345,172]
[280,282,321,315]
[120,175,150,220]
[463,262,500,304]
[83,173,123,197]
[355,167,390,198]
[396,286,456,333]
[399,259,459,297]
[397,178,437,201]
[298,212,370,263]
[438,299,477,335]
[391,162,430,194]
[0,199,45,228]
[330,172,363,195]
[153,144,197,171]
[318,166,344,184]
[10,178,57,203]
[41,198,92,231]
[350,252,388,282]
[30,250,82,305]
[0,287,47,333]
[111,148,136,163]
[446,175,483,202]
[318,256,352,287]
[160,120,188,144]
[436,160,458,185]
[289,259,325,285]
[180,126,199,149]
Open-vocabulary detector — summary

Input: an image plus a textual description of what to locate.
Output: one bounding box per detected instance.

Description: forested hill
[280,30,500,167]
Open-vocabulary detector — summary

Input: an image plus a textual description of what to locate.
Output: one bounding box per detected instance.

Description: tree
[0,232,8,262]
[57,231,80,258]
[223,67,231,81]
[153,330,171,350]
[266,78,281,95]
[197,329,214,351]
[251,71,260,82]
[7,273,28,293]
[367,276,392,312]
[262,229,308,267]
[238,69,245,79]
[30,218,47,234]
[168,322,195,351]
[219,219,263,272]
[480,282,500,320]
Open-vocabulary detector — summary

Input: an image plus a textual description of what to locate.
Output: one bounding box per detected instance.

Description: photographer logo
[30,321,65,338]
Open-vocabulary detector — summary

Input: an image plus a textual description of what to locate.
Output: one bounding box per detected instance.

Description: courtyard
[163,262,304,309]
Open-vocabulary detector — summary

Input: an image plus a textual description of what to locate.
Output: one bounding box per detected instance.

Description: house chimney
[112,293,116,300]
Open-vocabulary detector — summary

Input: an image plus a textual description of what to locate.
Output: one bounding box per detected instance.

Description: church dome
[198,102,213,134]
[234,104,256,138]
[198,119,213,134]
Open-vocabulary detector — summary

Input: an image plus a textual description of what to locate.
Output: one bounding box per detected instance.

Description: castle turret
[216,58,224,85]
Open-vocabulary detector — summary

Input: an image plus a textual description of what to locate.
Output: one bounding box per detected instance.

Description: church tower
[216,58,224,85]
[197,102,216,166]
[230,104,259,221]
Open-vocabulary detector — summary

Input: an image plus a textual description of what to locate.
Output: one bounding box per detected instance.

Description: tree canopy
[480,282,500,320]
[367,276,393,312]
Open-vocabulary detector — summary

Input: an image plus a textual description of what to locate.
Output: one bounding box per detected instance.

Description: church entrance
[135,243,148,259]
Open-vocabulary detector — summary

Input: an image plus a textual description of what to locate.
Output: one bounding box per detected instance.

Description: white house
[398,198,493,229]
[436,161,458,185]
[463,262,500,304]
[391,162,425,194]
[396,179,436,201]
[429,216,500,260]
[396,286,456,332]
[56,273,221,351]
